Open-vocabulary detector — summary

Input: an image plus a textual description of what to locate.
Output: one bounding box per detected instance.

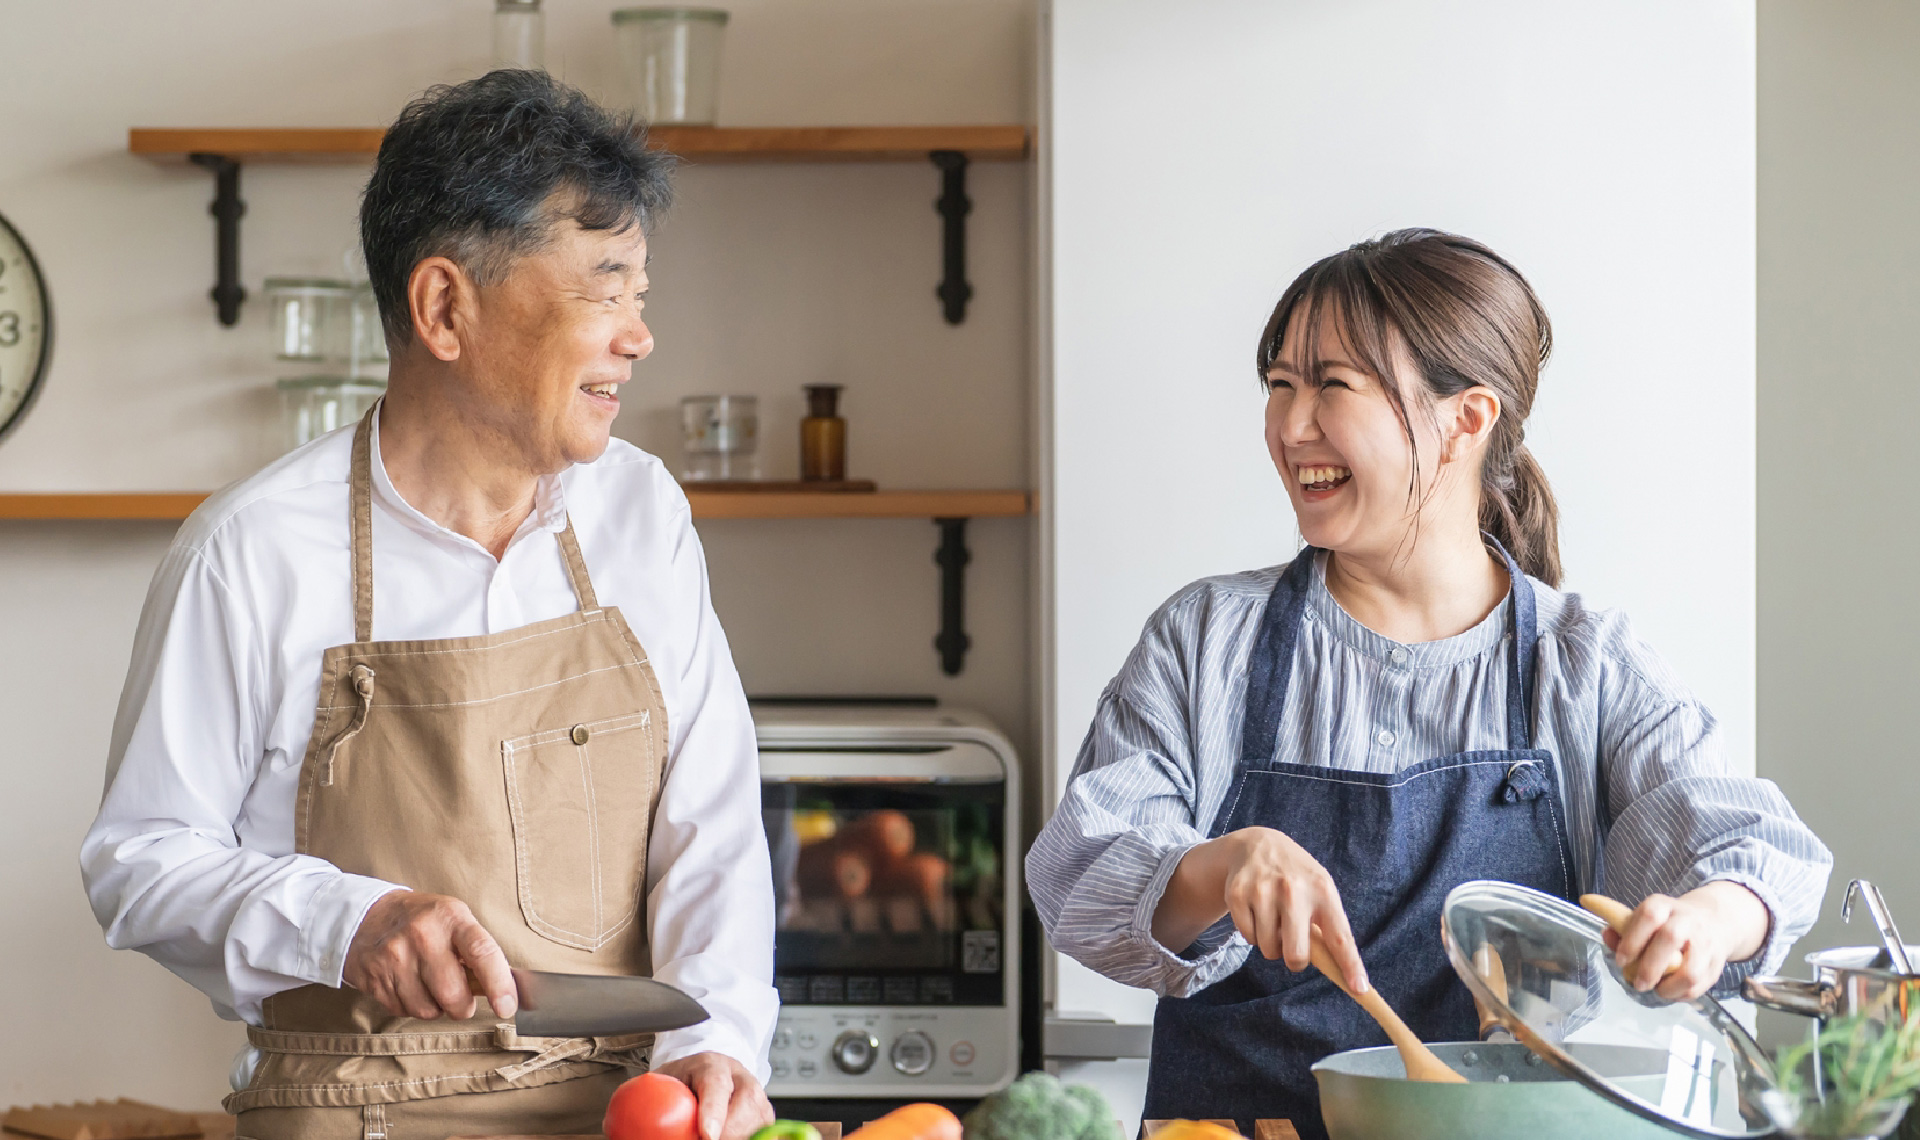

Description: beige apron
[229,411,672,1140]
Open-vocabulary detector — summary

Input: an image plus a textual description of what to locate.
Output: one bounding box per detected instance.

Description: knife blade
[508,968,710,1037]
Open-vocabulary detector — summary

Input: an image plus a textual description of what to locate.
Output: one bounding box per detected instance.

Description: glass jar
[680,394,758,480]
[493,0,545,70]
[612,8,729,124]
[277,376,387,451]
[265,278,354,362]
[799,383,845,481]
[347,283,388,376]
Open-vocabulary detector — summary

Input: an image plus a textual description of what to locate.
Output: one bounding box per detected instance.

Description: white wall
[1756,0,1920,1037]
[1041,1,1758,1122]
[0,0,1035,1110]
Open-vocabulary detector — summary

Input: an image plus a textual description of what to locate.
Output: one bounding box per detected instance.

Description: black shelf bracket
[188,153,247,326]
[933,517,972,675]
[931,150,972,324]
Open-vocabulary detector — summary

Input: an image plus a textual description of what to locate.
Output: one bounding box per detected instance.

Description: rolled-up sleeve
[1594,658,1832,994]
[1027,598,1253,998]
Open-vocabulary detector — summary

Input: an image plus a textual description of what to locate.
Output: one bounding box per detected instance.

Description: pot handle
[1743,974,1833,1018]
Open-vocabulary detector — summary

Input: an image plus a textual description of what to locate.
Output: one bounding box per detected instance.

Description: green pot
[1314,1042,1707,1140]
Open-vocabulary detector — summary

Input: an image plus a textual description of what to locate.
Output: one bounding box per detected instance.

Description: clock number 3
[0,312,18,348]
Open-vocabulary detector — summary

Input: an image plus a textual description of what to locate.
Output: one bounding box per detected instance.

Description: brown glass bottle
[800,383,846,481]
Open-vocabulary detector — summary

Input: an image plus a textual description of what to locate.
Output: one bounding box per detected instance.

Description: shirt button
[1389,647,1408,665]
[1376,729,1396,746]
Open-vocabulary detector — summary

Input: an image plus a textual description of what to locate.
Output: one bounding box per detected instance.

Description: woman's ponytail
[1480,443,1561,588]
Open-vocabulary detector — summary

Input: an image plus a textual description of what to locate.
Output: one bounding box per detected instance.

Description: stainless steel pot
[1745,945,1920,1140]
[1313,1041,1689,1140]
[1744,945,1920,1022]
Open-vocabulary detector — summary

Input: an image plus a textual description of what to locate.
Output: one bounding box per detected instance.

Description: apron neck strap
[554,521,600,610]
[1238,540,1541,767]
[1237,549,1317,766]
[1486,535,1538,752]
[349,411,377,644]
[347,408,603,643]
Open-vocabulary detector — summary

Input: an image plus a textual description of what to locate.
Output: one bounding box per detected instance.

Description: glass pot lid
[1442,881,1781,1138]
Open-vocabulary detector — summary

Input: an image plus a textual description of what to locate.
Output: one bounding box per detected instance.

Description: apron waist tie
[246,1024,653,1074]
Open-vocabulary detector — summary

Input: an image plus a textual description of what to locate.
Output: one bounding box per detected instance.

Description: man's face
[459,218,652,474]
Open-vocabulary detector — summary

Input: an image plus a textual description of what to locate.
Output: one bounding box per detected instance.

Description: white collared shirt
[80,415,777,1082]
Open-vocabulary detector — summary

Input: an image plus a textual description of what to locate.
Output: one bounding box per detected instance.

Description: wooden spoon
[1579,893,1680,982]
[1472,941,1510,1039]
[1308,927,1468,1083]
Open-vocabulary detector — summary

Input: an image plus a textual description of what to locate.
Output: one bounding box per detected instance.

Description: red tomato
[603,1072,698,1140]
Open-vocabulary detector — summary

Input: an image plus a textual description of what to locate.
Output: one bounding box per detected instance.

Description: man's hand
[651,1052,773,1140]
[343,889,517,1021]
[1602,882,1772,1002]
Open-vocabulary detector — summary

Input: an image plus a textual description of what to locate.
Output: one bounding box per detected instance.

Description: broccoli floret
[963,1072,1119,1140]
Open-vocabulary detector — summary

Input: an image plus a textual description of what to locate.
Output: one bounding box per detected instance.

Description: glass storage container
[347,283,388,374]
[680,394,758,480]
[265,278,354,362]
[493,0,545,70]
[278,376,387,451]
[612,8,729,124]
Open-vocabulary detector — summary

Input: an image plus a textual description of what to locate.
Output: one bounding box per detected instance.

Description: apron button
[570,724,590,745]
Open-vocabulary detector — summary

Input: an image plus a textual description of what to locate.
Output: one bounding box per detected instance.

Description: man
[81,72,776,1140]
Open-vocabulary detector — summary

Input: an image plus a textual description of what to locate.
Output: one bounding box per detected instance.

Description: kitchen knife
[508,968,710,1037]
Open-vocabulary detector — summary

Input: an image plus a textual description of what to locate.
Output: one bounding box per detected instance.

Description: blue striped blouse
[1026,553,1833,999]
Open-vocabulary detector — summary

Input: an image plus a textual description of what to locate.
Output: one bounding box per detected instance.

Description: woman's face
[1264,304,1449,558]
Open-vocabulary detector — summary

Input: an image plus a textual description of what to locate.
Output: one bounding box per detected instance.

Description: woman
[1027,230,1831,1138]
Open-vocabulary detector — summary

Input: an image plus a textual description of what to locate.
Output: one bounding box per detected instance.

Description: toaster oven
[755,704,1021,1101]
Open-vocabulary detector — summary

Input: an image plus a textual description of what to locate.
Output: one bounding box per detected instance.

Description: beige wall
[0,0,1034,1109]
[1757,0,1920,1024]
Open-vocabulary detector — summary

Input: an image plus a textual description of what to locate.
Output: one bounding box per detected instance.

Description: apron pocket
[502,711,656,950]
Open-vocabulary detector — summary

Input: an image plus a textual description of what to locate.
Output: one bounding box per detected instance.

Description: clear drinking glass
[612,8,729,124]
[680,394,758,480]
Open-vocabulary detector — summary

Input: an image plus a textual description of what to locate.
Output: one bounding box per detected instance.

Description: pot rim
[1804,944,1920,979]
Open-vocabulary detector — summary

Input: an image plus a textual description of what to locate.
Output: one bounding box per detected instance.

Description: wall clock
[0,209,52,444]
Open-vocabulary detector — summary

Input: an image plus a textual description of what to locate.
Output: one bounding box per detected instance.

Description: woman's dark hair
[1257,228,1561,586]
[360,69,674,344]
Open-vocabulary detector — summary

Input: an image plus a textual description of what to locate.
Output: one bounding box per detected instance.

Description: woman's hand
[1603,882,1771,1001]
[1152,826,1368,992]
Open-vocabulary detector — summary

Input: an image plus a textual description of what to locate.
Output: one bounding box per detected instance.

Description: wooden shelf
[128,125,1031,164]
[0,493,211,520]
[0,490,1032,522]
[689,488,1028,519]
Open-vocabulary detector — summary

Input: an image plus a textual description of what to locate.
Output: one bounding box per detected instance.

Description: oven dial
[890,1030,935,1076]
[831,1030,880,1075]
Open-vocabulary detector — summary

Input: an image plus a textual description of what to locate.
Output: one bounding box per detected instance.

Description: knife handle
[462,966,520,1015]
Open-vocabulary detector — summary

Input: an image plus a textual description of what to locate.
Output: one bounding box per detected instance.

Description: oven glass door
[762,777,1005,1007]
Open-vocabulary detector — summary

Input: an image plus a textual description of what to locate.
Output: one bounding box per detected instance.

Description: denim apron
[1140,545,1575,1140]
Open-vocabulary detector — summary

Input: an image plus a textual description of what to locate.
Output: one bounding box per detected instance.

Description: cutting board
[448,1130,842,1140]
[448,1121,1299,1140]
[1,1101,208,1140]
[1141,1123,1301,1140]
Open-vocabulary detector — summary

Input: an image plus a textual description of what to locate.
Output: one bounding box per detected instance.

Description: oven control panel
[766,1006,1014,1098]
